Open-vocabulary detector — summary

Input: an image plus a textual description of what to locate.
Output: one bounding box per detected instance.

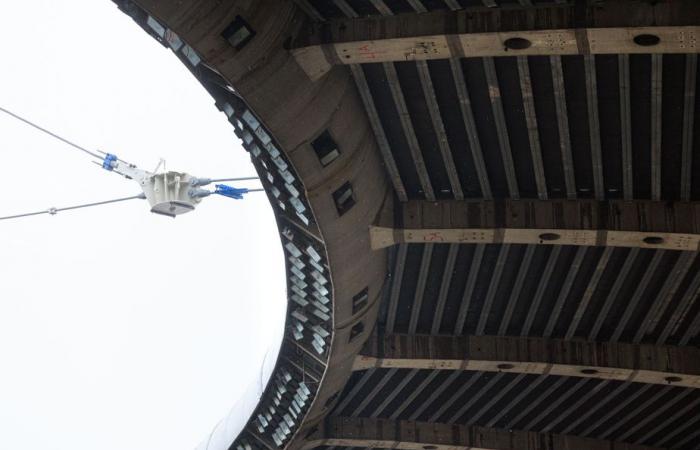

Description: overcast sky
[0,2,286,450]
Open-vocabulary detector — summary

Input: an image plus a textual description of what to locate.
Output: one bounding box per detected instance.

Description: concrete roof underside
[116,1,700,450]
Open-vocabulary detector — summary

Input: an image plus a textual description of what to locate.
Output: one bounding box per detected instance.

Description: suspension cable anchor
[101,153,118,171]
[214,184,250,200]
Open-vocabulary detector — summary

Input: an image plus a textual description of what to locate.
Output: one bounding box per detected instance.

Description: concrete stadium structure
[113,1,700,449]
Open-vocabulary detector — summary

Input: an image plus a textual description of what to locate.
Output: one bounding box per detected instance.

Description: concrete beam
[290,2,700,80]
[305,417,663,450]
[353,334,700,389]
[370,199,700,251]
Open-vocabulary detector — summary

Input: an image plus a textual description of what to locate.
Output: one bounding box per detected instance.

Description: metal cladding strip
[483,57,520,199]
[619,54,634,200]
[658,267,700,344]
[617,389,695,443]
[497,245,535,336]
[368,0,392,16]
[334,369,376,416]
[349,65,408,202]
[353,334,700,389]
[389,370,441,419]
[408,244,434,334]
[565,247,613,340]
[416,60,464,200]
[597,386,675,439]
[113,6,335,450]
[504,377,567,429]
[672,427,700,450]
[584,55,604,200]
[680,308,700,346]
[463,372,527,425]
[304,417,665,450]
[385,244,407,333]
[475,244,510,335]
[383,61,436,201]
[430,244,459,335]
[560,381,632,435]
[453,244,485,334]
[523,378,589,430]
[656,411,700,447]
[579,384,655,437]
[406,0,427,13]
[651,54,663,201]
[348,368,398,416]
[486,374,548,428]
[427,372,484,422]
[446,372,505,424]
[541,379,612,433]
[543,246,587,337]
[332,0,358,18]
[521,246,561,336]
[517,56,548,200]
[407,370,461,421]
[369,369,419,418]
[681,54,698,201]
[449,58,492,199]
[634,252,696,343]
[550,56,576,199]
[610,250,665,343]
[588,248,640,342]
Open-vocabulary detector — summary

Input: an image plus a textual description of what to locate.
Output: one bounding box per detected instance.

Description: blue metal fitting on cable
[214,184,249,200]
[102,153,118,171]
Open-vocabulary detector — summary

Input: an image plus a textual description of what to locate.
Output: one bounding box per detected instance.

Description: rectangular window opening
[349,321,365,342]
[311,130,340,166]
[352,288,369,314]
[221,16,256,50]
[332,182,356,216]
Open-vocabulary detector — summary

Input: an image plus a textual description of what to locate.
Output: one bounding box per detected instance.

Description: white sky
[0,2,286,450]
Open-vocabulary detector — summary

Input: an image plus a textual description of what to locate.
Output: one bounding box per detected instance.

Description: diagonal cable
[0,105,102,159]
[0,194,146,222]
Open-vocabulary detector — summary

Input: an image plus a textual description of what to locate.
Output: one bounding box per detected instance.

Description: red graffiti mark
[423,232,445,242]
[357,44,377,59]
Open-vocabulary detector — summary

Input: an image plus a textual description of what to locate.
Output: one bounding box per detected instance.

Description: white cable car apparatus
[0,106,262,222]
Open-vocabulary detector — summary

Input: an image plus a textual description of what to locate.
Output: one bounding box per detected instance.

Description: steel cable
[0,105,102,159]
[0,194,146,222]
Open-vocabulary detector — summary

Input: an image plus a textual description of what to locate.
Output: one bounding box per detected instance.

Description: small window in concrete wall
[352,288,369,314]
[332,182,355,216]
[349,321,365,342]
[311,130,340,166]
[221,16,256,50]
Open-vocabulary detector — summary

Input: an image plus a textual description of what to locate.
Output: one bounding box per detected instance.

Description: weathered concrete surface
[355,333,700,388]
[303,417,663,450]
[371,199,700,251]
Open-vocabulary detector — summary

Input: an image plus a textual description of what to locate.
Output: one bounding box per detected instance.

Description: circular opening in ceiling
[665,376,683,383]
[504,37,532,50]
[633,34,661,47]
[497,363,515,370]
[539,233,561,241]
[643,236,665,245]
[581,369,598,375]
